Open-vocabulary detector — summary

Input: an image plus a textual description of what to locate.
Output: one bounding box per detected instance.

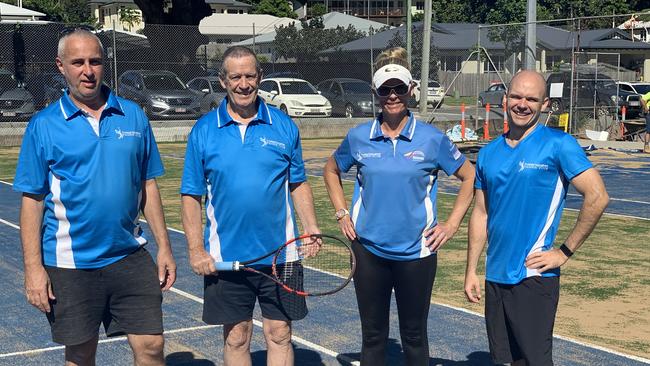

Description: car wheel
[345,104,354,118]
[280,104,288,115]
[550,99,562,113]
[478,97,484,107]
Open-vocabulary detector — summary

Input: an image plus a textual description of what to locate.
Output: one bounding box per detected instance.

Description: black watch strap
[559,243,573,258]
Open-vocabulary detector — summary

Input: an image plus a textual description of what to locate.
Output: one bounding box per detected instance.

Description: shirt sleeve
[557,134,593,181]
[333,133,355,173]
[142,121,165,180]
[180,124,207,196]
[13,120,49,194]
[474,150,486,190]
[288,125,306,184]
[436,135,466,176]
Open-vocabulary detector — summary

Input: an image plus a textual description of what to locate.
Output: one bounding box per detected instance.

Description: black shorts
[485,276,560,366]
[202,267,307,325]
[645,112,650,132]
[45,247,163,346]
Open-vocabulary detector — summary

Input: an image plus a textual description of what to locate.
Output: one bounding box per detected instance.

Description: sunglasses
[59,25,96,38]
[376,83,410,97]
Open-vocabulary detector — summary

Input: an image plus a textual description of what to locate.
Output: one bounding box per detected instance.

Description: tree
[2,0,96,24]
[309,3,327,18]
[254,0,297,18]
[119,8,142,32]
[273,17,365,61]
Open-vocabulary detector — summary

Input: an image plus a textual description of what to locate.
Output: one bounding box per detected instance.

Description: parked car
[478,82,507,107]
[0,69,35,119]
[316,78,378,118]
[617,81,650,96]
[25,72,67,109]
[412,79,445,108]
[547,72,642,118]
[264,71,304,79]
[258,78,331,117]
[118,70,201,119]
[186,76,227,112]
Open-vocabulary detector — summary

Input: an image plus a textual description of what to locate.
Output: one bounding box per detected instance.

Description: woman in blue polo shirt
[323,47,475,365]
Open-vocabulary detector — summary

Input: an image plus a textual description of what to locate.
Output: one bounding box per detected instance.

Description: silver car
[478,83,506,107]
[187,76,227,112]
[0,70,35,120]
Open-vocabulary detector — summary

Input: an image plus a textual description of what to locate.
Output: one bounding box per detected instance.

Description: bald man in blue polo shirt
[14,28,175,365]
[181,46,320,366]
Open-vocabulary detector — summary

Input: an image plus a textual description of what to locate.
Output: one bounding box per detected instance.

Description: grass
[2,140,649,359]
[442,95,478,106]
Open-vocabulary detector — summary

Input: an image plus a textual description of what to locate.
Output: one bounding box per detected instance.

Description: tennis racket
[215,233,356,297]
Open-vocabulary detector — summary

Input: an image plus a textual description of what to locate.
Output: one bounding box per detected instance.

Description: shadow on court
[251,348,329,365]
[166,351,216,365]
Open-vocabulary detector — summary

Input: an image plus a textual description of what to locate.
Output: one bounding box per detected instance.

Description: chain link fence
[1,14,649,145]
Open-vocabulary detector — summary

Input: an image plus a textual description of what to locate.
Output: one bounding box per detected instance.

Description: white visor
[372,64,413,89]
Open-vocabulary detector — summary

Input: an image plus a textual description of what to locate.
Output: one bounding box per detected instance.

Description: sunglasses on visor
[375,83,410,97]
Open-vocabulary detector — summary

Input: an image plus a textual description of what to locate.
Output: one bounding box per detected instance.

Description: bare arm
[181,194,215,275]
[525,168,609,272]
[141,179,176,290]
[424,160,475,251]
[20,193,54,313]
[323,155,356,240]
[289,181,320,236]
[464,189,488,303]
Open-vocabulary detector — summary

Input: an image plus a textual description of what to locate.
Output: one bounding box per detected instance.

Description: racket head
[272,233,356,296]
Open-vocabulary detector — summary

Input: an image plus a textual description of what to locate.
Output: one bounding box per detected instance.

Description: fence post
[503,104,509,134]
[484,103,490,140]
[461,102,466,140]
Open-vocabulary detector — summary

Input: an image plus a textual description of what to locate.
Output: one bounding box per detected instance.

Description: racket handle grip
[215,261,239,271]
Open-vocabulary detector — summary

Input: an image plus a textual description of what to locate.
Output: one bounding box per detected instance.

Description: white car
[258,78,332,117]
[617,81,650,96]
[412,79,445,108]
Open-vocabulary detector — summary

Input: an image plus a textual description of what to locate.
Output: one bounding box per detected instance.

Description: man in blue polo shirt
[14,28,175,365]
[464,70,609,366]
[181,46,320,366]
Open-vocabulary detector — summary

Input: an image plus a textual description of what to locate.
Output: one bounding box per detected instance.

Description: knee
[132,335,164,362]
[225,323,252,350]
[264,322,292,346]
[399,325,426,347]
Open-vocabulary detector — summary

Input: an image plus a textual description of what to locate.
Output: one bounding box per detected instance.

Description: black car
[546,72,642,118]
[316,78,379,118]
[25,72,67,109]
[118,70,201,119]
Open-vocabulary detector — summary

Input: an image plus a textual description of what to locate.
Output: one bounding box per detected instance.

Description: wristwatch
[334,208,350,221]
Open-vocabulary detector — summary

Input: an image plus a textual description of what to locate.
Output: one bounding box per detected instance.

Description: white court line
[0,324,220,358]
[1,183,649,363]
[0,218,19,230]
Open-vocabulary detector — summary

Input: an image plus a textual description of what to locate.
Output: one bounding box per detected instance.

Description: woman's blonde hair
[373,47,410,71]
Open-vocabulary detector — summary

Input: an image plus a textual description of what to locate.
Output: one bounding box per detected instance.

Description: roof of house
[206,0,252,7]
[199,14,296,36]
[323,22,650,54]
[0,3,46,18]
[234,12,388,46]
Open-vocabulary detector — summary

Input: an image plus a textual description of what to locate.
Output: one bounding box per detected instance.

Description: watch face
[335,209,348,219]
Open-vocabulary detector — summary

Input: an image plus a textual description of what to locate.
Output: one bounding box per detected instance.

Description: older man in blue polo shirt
[14,28,175,365]
[181,46,320,366]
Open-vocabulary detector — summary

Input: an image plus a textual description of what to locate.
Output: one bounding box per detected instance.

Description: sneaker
[644,145,650,154]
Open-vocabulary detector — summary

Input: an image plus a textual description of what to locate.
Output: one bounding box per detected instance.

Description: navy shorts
[45,247,163,346]
[202,267,307,325]
[645,112,650,132]
[485,276,560,366]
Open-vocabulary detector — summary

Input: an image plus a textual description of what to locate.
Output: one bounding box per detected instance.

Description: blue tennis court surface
[0,180,648,365]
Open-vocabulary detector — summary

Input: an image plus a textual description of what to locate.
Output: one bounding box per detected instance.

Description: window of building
[440,55,463,72]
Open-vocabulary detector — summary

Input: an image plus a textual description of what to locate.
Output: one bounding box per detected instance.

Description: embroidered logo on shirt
[403,150,425,161]
[450,145,462,160]
[355,151,382,161]
[114,128,142,139]
[518,160,548,172]
[260,136,286,150]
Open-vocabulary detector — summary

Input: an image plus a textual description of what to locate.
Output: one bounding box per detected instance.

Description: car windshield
[143,74,185,90]
[634,85,650,94]
[209,81,225,92]
[280,81,317,95]
[0,74,17,92]
[595,80,616,89]
[341,82,371,94]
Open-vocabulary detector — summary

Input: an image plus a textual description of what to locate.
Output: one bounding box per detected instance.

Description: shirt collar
[59,85,124,121]
[369,111,416,141]
[216,96,273,128]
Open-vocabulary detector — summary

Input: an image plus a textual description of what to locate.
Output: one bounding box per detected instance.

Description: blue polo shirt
[13,87,164,269]
[180,97,305,265]
[475,125,592,284]
[333,113,465,260]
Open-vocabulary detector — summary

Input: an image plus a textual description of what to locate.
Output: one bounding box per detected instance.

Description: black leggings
[352,240,437,366]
